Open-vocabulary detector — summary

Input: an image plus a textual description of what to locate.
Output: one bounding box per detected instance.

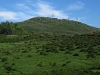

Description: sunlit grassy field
[0,33,100,75]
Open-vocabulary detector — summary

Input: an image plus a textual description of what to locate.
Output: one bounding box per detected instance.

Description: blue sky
[0,0,100,28]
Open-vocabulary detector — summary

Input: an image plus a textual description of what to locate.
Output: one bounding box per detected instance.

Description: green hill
[17,17,99,35]
[0,18,100,75]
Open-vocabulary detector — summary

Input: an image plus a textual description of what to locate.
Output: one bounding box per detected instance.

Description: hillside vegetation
[17,17,99,35]
[0,20,100,75]
[0,21,27,35]
[0,31,100,75]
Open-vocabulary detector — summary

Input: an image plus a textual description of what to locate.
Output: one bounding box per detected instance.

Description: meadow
[0,32,100,75]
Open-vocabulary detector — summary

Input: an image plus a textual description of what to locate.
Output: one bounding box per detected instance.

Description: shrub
[73,53,79,56]
[52,62,57,67]
[37,62,43,67]
[1,57,8,62]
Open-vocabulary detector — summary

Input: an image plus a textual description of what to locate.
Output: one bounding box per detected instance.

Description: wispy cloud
[0,0,86,22]
[35,1,68,19]
[0,1,69,22]
[0,11,17,21]
[0,10,32,22]
[16,1,69,19]
[15,12,32,21]
[16,3,35,15]
[67,1,84,10]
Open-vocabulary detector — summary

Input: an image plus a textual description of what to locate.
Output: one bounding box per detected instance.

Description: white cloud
[0,1,86,22]
[0,5,34,22]
[16,1,69,19]
[0,10,33,22]
[35,1,69,19]
[67,1,84,10]
[0,11,17,20]
[16,3,35,14]
[15,12,33,21]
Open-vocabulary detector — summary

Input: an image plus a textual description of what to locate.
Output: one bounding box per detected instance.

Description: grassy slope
[0,19,100,75]
[0,33,100,75]
[17,17,99,35]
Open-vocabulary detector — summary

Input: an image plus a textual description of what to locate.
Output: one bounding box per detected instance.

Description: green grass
[0,33,100,75]
[17,17,99,35]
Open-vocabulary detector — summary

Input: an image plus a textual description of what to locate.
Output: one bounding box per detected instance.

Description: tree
[0,21,27,35]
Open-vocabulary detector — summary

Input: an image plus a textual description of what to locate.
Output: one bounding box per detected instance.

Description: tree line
[0,21,26,35]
